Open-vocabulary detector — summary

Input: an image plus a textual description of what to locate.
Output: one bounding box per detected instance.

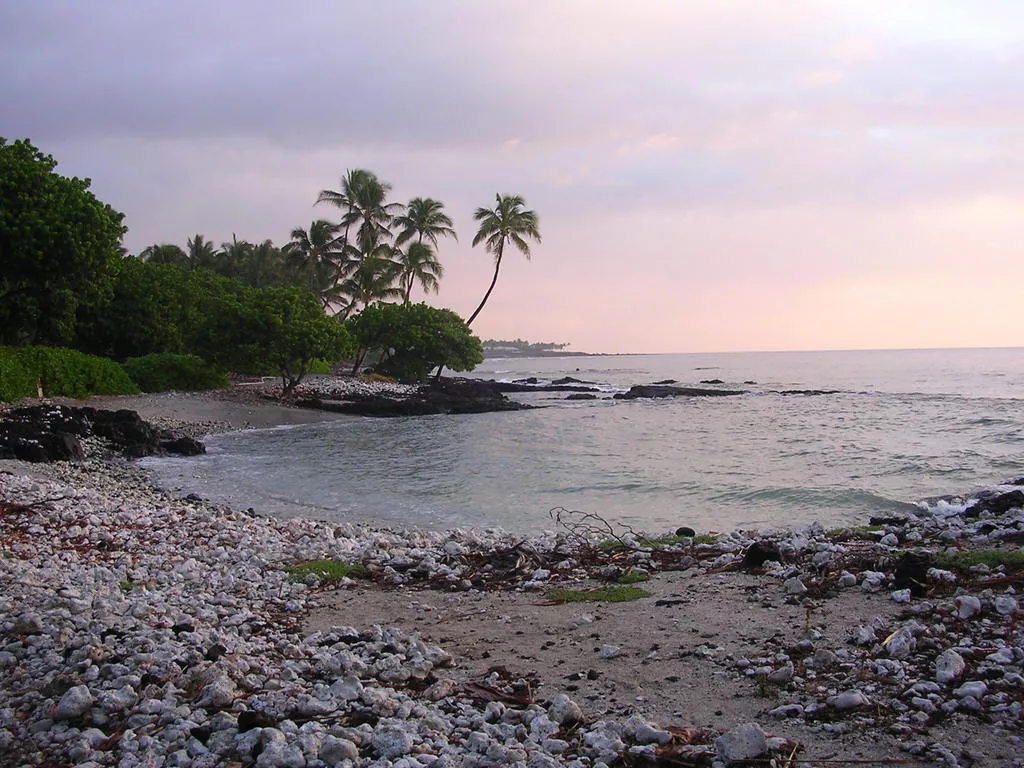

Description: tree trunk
[466,244,504,327]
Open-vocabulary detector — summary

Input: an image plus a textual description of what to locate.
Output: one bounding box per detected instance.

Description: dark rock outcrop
[965,489,1024,518]
[297,378,536,417]
[613,385,746,400]
[489,380,599,393]
[565,393,597,401]
[742,540,783,569]
[0,405,206,462]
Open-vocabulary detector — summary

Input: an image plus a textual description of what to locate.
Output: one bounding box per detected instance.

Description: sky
[2,1,1022,354]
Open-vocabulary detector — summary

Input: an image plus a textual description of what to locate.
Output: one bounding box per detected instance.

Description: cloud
[1,0,1022,352]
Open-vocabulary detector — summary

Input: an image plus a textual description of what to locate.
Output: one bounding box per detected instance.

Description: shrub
[308,358,333,375]
[0,346,139,401]
[123,353,228,393]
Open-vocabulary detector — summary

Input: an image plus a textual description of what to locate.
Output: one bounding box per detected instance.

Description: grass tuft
[934,550,1024,572]
[285,559,367,583]
[546,586,650,603]
[615,571,650,584]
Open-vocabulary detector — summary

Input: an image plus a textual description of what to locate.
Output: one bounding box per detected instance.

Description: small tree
[0,138,127,345]
[347,302,483,383]
[234,286,354,396]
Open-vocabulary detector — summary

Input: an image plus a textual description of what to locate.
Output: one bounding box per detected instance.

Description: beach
[1,385,1023,767]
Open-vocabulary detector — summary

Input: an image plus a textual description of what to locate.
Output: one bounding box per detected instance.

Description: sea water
[141,347,1024,534]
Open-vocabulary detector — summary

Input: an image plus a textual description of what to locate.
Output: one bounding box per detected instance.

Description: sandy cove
[1,383,1023,767]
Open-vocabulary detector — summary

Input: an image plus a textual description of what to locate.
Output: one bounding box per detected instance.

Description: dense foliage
[0,346,138,402]
[231,287,355,394]
[122,354,228,393]
[347,303,483,383]
[2,139,537,390]
[0,138,127,345]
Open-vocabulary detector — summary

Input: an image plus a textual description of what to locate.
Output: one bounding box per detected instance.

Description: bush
[0,346,139,402]
[123,353,229,393]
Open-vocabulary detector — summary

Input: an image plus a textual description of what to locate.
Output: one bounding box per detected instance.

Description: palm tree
[316,169,400,258]
[396,241,444,303]
[394,197,457,248]
[186,234,219,271]
[335,249,404,321]
[138,244,188,266]
[286,219,348,302]
[467,194,541,326]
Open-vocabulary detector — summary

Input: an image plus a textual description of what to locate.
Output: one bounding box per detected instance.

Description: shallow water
[142,347,1024,534]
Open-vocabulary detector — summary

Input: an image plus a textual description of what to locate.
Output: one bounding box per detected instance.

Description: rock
[548,693,583,726]
[613,385,746,400]
[783,577,807,596]
[965,490,1024,517]
[827,690,870,710]
[53,685,94,721]
[954,681,988,699]
[371,724,413,758]
[600,644,621,659]
[935,649,966,684]
[675,526,696,537]
[0,405,204,461]
[883,627,916,658]
[714,722,767,764]
[768,662,794,684]
[319,735,359,765]
[955,595,982,620]
[768,704,805,718]
[994,596,1018,616]
[299,377,536,416]
[158,436,206,456]
[742,541,782,569]
[893,551,932,597]
[565,393,597,400]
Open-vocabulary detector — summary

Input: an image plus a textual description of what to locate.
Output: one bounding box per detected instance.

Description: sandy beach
[2,386,1022,767]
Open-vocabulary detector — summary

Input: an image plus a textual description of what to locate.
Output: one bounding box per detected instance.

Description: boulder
[966,490,1024,518]
[0,405,205,462]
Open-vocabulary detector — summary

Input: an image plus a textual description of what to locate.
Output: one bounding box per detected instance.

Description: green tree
[234,286,354,395]
[347,302,483,383]
[74,258,190,360]
[0,138,127,345]
[467,194,541,326]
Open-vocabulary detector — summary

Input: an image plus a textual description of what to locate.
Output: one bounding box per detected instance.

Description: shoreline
[1,391,1023,766]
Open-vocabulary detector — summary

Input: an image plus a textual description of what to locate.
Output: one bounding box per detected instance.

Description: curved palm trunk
[466,243,504,327]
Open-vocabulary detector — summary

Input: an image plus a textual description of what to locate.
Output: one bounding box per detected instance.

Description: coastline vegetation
[0,137,541,398]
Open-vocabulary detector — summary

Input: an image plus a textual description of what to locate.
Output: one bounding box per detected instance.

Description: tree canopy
[0,138,127,345]
[346,303,483,383]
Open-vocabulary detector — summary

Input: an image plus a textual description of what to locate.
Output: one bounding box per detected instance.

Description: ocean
[141,347,1024,535]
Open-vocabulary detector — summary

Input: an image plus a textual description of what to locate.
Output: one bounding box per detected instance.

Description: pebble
[935,649,966,684]
[2,443,1023,766]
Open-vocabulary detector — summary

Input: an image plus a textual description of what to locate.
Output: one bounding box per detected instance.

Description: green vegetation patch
[285,559,367,583]
[934,550,1024,572]
[123,353,228,393]
[546,586,650,603]
[615,571,650,584]
[0,346,139,402]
